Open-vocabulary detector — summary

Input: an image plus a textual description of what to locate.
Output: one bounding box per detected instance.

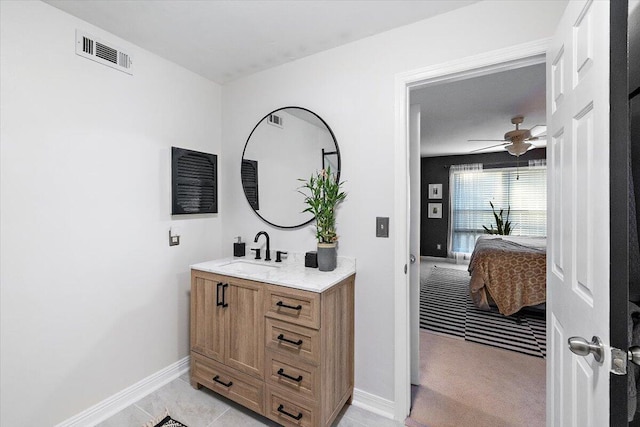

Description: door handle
[568,336,604,362]
[221,283,228,308]
[628,347,640,366]
[216,282,223,307]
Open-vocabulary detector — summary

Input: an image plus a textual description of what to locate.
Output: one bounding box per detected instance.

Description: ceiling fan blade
[467,139,508,142]
[469,142,509,153]
[529,125,547,137]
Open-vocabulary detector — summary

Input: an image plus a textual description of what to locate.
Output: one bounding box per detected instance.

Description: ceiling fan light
[506,142,532,156]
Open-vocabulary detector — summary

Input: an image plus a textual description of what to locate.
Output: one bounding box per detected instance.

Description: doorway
[392,39,550,421]
[395,2,633,424]
[407,57,547,427]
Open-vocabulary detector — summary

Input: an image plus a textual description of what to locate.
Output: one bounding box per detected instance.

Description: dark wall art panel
[172,147,218,215]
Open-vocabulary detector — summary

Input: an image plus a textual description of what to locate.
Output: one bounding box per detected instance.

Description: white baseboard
[55,356,190,427]
[56,359,396,425]
[351,388,395,420]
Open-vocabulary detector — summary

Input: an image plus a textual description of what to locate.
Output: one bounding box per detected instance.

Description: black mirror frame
[241,106,341,229]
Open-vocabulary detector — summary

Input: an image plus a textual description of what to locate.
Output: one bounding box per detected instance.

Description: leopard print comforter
[468,236,546,316]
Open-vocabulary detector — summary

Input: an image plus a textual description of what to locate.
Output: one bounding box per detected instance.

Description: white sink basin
[216,260,280,275]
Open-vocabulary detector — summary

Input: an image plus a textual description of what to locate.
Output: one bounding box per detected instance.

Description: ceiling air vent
[267,114,283,128]
[75,30,133,75]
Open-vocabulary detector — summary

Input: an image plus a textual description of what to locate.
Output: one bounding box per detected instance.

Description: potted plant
[299,166,346,271]
[482,201,513,235]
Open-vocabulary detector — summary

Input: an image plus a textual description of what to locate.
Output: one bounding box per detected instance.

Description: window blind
[450,165,547,253]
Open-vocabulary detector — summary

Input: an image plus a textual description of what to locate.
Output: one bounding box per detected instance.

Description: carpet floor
[407,330,545,427]
[420,266,546,358]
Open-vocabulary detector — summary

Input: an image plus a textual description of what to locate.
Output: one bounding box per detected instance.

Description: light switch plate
[169,230,180,246]
[376,217,389,238]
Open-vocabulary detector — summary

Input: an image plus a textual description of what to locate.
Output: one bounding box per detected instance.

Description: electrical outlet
[376,217,389,238]
[436,244,442,250]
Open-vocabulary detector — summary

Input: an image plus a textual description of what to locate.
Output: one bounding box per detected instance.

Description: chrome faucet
[254,231,271,261]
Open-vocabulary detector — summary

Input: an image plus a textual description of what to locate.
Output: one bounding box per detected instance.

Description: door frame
[609,0,630,424]
[392,38,551,421]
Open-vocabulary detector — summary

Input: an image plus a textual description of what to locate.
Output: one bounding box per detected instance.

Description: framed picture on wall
[428,203,442,219]
[428,183,442,199]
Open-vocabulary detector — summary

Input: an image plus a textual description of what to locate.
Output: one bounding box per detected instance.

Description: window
[449,164,547,254]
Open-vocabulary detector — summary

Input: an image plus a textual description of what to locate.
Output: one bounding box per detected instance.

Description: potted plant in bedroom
[299,166,346,271]
[483,201,513,235]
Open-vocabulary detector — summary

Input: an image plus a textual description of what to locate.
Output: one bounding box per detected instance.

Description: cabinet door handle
[277,368,303,383]
[276,301,302,311]
[216,282,224,307]
[277,404,303,420]
[212,375,233,388]
[277,334,303,346]
[221,283,229,308]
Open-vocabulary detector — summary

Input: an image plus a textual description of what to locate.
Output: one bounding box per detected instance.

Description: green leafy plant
[483,201,513,235]
[298,166,346,243]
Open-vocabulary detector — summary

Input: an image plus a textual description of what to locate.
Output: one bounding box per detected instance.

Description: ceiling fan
[468,115,547,156]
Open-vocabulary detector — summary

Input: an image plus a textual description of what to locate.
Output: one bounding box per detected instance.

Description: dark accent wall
[420,147,547,257]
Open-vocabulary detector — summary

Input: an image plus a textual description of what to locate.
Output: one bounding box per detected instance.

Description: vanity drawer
[265,318,320,366]
[266,384,317,427]
[265,285,320,329]
[191,352,264,415]
[265,351,318,400]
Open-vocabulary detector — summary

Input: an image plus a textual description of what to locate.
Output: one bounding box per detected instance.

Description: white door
[547,1,611,426]
[409,104,421,384]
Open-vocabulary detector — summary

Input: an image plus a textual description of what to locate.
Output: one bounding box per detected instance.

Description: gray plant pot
[317,243,337,272]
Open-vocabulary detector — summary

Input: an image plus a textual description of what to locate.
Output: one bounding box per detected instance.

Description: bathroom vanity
[189,256,355,427]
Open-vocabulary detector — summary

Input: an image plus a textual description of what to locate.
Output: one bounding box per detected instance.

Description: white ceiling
[412,63,547,157]
[43,0,545,158]
[44,0,479,84]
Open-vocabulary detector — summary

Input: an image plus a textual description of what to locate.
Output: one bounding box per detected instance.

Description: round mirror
[241,107,341,228]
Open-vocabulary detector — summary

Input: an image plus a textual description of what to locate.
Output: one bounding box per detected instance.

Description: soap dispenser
[233,236,246,257]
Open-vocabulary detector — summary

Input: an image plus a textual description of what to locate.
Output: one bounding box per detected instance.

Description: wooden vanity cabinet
[190,268,355,427]
[190,272,225,362]
[190,271,264,379]
[264,277,355,427]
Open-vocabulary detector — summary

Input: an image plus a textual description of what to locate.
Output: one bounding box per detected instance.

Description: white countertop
[190,253,356,293]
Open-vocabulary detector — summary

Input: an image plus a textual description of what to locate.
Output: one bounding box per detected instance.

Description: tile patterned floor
[97,373,404,427]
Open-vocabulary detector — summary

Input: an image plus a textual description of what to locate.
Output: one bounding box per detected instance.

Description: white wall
[221,0,566,404]
[0,2,222,425]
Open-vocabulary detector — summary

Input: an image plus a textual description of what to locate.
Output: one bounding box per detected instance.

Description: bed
[468,235,547,316]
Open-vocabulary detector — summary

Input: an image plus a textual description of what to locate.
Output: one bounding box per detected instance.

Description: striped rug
[420,266,546,358]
